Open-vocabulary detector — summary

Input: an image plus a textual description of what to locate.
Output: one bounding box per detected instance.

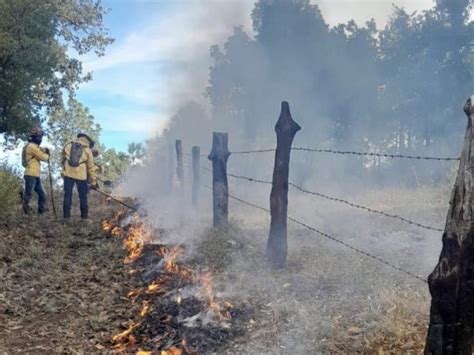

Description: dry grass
[194,222,244,272]
[0,199,136,353]
[215,182,444,354]
[328,289,428,354]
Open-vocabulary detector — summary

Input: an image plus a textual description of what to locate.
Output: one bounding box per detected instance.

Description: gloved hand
[43,147,50,155]
[89,182,99,190]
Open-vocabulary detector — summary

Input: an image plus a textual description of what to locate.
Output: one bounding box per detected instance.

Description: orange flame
[140,300,150,317]
[102,211,234,353]
[112,322,140,342]
[160,347,182,355]
[146,275,171,295]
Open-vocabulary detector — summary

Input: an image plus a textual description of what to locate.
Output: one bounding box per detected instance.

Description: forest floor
[0,182,444,354]
[0,201,137,353]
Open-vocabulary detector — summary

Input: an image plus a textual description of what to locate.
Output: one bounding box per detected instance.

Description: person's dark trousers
[23,175,46,214]
[63,176,89,219]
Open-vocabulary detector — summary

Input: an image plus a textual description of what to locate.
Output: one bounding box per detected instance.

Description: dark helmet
[77,132,95,148]
[30,127,44,137]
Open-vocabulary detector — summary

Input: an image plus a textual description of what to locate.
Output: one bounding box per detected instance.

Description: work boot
[38,207,48,215]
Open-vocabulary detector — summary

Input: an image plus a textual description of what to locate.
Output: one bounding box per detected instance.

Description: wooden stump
[208,132,230,227]
[425,95,474,354]
[267,101,301,268]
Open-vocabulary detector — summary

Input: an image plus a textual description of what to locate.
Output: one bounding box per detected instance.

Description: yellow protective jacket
[24,142,49,177]
[61,137,97,184]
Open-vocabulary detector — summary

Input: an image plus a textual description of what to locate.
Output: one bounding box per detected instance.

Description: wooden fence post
[208,132,230,227]
[425,95,474,354]
[175,139,184,191]
[168,142,174,192]
[267,101,301,268]
[192,146,200,207]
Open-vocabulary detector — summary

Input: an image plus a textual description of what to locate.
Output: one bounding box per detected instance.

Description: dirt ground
[0,200,136,353]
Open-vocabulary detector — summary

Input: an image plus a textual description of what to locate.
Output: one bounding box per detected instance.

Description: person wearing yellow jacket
[61,133,97,220]
[22,127,50,214]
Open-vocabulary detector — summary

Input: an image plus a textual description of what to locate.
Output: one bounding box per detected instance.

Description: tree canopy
[155,0,474,185]
[0,0,113,139]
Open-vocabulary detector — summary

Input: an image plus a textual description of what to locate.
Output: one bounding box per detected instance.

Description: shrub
[0,162,22,215]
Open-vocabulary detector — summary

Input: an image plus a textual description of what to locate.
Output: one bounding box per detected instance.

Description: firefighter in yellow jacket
[22,127,50,214]
[61,133,97,220]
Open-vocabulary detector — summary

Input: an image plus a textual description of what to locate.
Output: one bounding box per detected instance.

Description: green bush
[0,163,22,215]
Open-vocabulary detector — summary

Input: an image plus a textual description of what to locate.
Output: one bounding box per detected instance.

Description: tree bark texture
[267,101,301,268]
[208,132,230,227]
[425,95,474,355]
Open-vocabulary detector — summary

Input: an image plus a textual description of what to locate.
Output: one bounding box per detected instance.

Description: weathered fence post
[175,139,184,191]
[267,101,301,268]
[208,132,230,227]
[168,142,175,192]
[192,146,200,207]
[425,95,474,354]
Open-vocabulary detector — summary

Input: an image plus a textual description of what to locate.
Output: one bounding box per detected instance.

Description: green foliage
[97,147,131,182]
[127,142,145,166]
[46,97,132,184]
[0,0,113,139]
[47,97,101,173]
[0,162,21,214]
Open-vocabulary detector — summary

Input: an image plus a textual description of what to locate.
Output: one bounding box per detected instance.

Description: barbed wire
[285,215,428,283]
[291,147,460,161]
[187,147,459,160]
[216,169,443,232]
[231,149,276,155]
[202,184,427,283]
[287,183,444,232]
[227,173,273,185]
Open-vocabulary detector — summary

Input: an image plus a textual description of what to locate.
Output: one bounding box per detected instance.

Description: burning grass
[102,211,246,353]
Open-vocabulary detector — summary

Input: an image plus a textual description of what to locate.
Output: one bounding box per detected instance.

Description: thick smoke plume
[118,1,472,352]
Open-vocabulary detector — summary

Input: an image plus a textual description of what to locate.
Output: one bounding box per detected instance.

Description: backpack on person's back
[66,141,84,167]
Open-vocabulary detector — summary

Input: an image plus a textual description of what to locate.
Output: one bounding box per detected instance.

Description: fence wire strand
[231,149,277,155]
[202,184,427,283]
[215,169,443,232]
[188,147,459,160]
[229,147,459,160]
[288,183,444,232]
[292,147,459,161]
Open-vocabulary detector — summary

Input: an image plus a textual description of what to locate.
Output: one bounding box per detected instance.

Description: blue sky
[77,0,172,152]
[77,0,258,152]
[76,0,434,153]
